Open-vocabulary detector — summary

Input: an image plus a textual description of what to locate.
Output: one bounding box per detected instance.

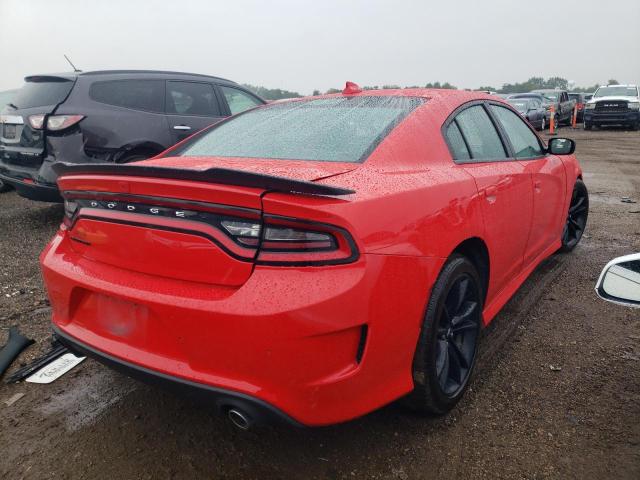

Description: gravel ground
[0,128,639,479]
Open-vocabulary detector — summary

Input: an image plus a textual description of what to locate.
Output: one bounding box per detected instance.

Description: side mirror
[595,254,640,307]
[548,137,575,155]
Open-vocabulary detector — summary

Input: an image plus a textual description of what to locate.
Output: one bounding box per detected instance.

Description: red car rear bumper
[41,229,443,426]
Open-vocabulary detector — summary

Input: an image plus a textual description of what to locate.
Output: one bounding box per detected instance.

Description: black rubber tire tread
[403,254,483,415]
[560,179,589,253]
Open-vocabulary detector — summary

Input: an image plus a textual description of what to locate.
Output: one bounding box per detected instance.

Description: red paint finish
[41,89,583,426]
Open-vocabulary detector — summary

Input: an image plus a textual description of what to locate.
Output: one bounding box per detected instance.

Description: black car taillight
[221,216,358,266]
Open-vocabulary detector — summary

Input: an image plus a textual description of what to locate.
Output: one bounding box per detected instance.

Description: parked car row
[505,89,576,130]
[0,70,265,201]
[501,85,640,131]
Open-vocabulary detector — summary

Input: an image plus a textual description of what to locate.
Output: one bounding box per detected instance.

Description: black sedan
[506,97,547,131]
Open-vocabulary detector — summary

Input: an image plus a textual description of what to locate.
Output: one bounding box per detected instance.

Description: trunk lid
[56,159,355,287]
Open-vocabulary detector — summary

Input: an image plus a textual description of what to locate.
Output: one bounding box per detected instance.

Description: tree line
[245,77,618,100]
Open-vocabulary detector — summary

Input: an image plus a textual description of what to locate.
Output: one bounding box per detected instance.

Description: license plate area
[3,124,16,139]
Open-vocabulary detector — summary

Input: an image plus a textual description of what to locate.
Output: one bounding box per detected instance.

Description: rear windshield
[176,96,425,163]
[12,79,74,109]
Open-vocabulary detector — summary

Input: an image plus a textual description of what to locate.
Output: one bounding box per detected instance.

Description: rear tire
[403,255,483,415]
[0,179,12,193]
[560,179,589,252]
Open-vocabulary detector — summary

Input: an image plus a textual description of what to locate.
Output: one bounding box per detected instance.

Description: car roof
[25,70,237,85]
[283,87,492,102]
[597,84,637,88]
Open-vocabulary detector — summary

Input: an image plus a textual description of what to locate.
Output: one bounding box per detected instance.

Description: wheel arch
[117,140,167,161]
[449,237,490,304]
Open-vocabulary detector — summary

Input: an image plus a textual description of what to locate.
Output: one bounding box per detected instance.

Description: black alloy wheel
[434,274,481,396]
[404,255,483,414]
[560,179,589,252]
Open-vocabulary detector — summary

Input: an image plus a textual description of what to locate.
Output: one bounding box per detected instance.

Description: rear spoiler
[52,163,355,197]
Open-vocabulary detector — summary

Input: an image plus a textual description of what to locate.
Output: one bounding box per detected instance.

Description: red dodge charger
[41,85,588,428]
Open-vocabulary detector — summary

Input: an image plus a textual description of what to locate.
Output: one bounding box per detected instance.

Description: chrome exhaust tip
[227,408,252,430]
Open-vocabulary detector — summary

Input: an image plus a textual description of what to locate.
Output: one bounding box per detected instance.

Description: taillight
[61,194,359,266]
[28,114,45,129]
[221,216,358,265]
[28,114,84,131]
[47,115,84,131]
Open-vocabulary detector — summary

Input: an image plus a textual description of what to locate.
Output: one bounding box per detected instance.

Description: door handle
[173,125,191,131]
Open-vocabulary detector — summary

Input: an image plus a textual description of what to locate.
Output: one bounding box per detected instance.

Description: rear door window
[12,78,74,109]
[166,81,220,116]
[89,80,164,112]
[490,105,543,159]
[454,105,507,161]
[445,121,471,160]
[219,86,262,115]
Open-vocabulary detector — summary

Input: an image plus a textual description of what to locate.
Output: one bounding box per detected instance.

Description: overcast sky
[1,0,638,94]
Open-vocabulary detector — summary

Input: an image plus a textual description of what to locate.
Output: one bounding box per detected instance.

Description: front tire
[404,255,483,415]
[560,179,589,252]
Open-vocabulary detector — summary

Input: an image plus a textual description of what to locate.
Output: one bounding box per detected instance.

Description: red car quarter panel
[41,89,585,426]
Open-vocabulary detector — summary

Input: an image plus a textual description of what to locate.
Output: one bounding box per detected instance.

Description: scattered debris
[26,353,86,384]
[549,365,562,371]
[0,326,35,378]
[4,392,25,407]
[6,338,68,383]
[621,197,637,204]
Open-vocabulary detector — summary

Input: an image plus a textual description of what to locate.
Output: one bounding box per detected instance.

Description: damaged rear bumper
[0,131,100,202]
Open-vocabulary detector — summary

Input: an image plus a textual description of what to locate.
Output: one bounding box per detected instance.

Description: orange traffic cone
[549,105,556,135]
[572,105,578,129]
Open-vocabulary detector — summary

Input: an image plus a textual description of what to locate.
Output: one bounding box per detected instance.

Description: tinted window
[89,80,164,112]
[220,86,262,115]
[13,79,74,109]
[177,96,424,163]
[454,105,506,161]
[490,105,543,159]
[166,81,220,116]
[445,121,470,160]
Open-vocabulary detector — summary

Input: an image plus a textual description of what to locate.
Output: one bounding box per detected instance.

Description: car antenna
[63,54,81,73]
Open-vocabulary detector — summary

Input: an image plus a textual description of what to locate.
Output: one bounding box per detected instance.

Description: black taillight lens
[221,216,358,265]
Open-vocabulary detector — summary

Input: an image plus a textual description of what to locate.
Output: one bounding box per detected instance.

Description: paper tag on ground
[26,353,86,384]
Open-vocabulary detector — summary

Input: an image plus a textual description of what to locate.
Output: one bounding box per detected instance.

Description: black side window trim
[442,100,510,164]
[486,101,547,161]
[442,100,547,164]
[165,80,224,117]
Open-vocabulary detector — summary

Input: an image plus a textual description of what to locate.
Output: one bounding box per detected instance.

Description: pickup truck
[584,84,640,131]
[531,89,576,126]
